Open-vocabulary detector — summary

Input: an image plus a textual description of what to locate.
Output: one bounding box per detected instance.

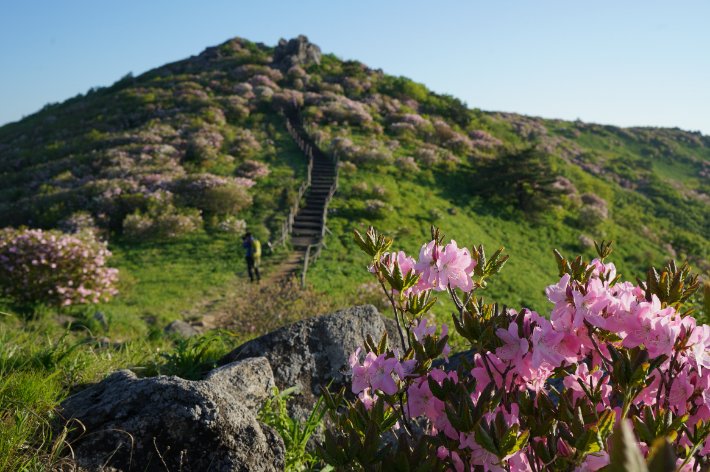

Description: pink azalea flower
[495,323,529,367]
[407,378,435,418]
[563,363,611,410]
[414,240,441,285]
[571,280,609,329]
[531,318,565,369]
[647,316,681,358]
[436,447,464,472]
[358,388,378,409]
[550,311,584,363]
[430,240,476,292]
[669,367,694,415]
[351,350,376,393]
[545,273,571,304]
[429,398,459,439]
[471,353,506,391]
[463,434,505,472]
[412,318,436,342]
[622,297,662,349]
[578,451,610,471]
[349,346,363,370]
[369,353,400,395]
[393,349,418,379]
[688,325,710,375]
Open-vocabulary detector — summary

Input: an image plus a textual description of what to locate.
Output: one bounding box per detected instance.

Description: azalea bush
[316,226,710,472]
[0,228,119,306]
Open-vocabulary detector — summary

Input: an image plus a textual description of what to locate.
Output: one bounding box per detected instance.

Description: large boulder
[272,35,322,71]
[205,356,276,415]
[59,370,285,472]
[217,305,401,420]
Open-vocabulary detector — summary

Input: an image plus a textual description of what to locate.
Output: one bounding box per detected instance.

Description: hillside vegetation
[2,36,710,330]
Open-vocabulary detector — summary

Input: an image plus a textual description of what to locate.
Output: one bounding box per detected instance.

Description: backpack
[250,238,261,258]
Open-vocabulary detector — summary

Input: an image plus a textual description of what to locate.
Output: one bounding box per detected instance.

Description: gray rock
[54,315,77,326]
[164,319,199,337]
[93,311,108,329]
[272,35,321,71]
[205,357,276,415]
[59,370,285,472]
[218,305,402,420]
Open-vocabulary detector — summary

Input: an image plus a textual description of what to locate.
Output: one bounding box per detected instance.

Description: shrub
[338,161,357,176]
[351,182,368,196]
[187,126,224,163]
[395,156,420,174]
[286,65,306,79]
[238,160,271,179]
[415,146,439,166]
[217,216,247,236]
[364,199,391,218]
[123,209,202,240]
[200,185,253,216]
[0,228,119,306]
[579,193,609,229]
[57,211,98,235]
[230,128,261,158]
[317,228,710,472]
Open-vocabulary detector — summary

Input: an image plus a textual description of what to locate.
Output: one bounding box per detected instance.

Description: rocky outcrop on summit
[272,35,322,71]
[59,370,285,472]
[218,305,401,421]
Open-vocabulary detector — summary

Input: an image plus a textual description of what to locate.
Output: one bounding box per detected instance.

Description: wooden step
[292,228,321,236]
[293,219,322,227]
[295,215,323,223]
[291,236,320,247]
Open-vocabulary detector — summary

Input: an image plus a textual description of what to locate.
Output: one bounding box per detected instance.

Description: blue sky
[1,0,708,134]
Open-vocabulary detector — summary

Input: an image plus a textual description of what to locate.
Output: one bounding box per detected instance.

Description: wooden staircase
[272,110,338,286]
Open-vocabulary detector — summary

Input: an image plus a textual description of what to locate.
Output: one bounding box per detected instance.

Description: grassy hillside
[2,36,710,334]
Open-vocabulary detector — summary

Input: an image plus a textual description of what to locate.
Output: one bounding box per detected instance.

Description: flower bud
[557,438,572,458]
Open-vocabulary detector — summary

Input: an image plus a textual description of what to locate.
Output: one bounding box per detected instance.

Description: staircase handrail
[273,113,312,248]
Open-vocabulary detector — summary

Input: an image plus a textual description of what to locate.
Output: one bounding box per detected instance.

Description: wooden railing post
[301,245,312,289]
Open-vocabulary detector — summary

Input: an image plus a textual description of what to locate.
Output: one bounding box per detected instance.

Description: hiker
[242,232,261,283]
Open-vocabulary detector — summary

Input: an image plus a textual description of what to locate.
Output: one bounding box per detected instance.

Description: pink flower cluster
[237,160,271,179]
[0,228,119,306]
[469,130,504,150]
[395,156,420,174]
[305,92,373,125]
[349,235,710,471]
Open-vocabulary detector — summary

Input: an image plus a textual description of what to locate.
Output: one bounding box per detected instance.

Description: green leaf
[353,230,374,257]
[445,403,465,432]
[530,418,555,438]
[631,415,654,444]
[597,408,616,441]
[512,429,530,455]
[629,363,650,387]
[609,420,649,472]
[475,424,499,456]
[646,437,676,472]
[575,426,601,454]
[377,331,388,356]
[498,424,519,456]
[428,376,446,401]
